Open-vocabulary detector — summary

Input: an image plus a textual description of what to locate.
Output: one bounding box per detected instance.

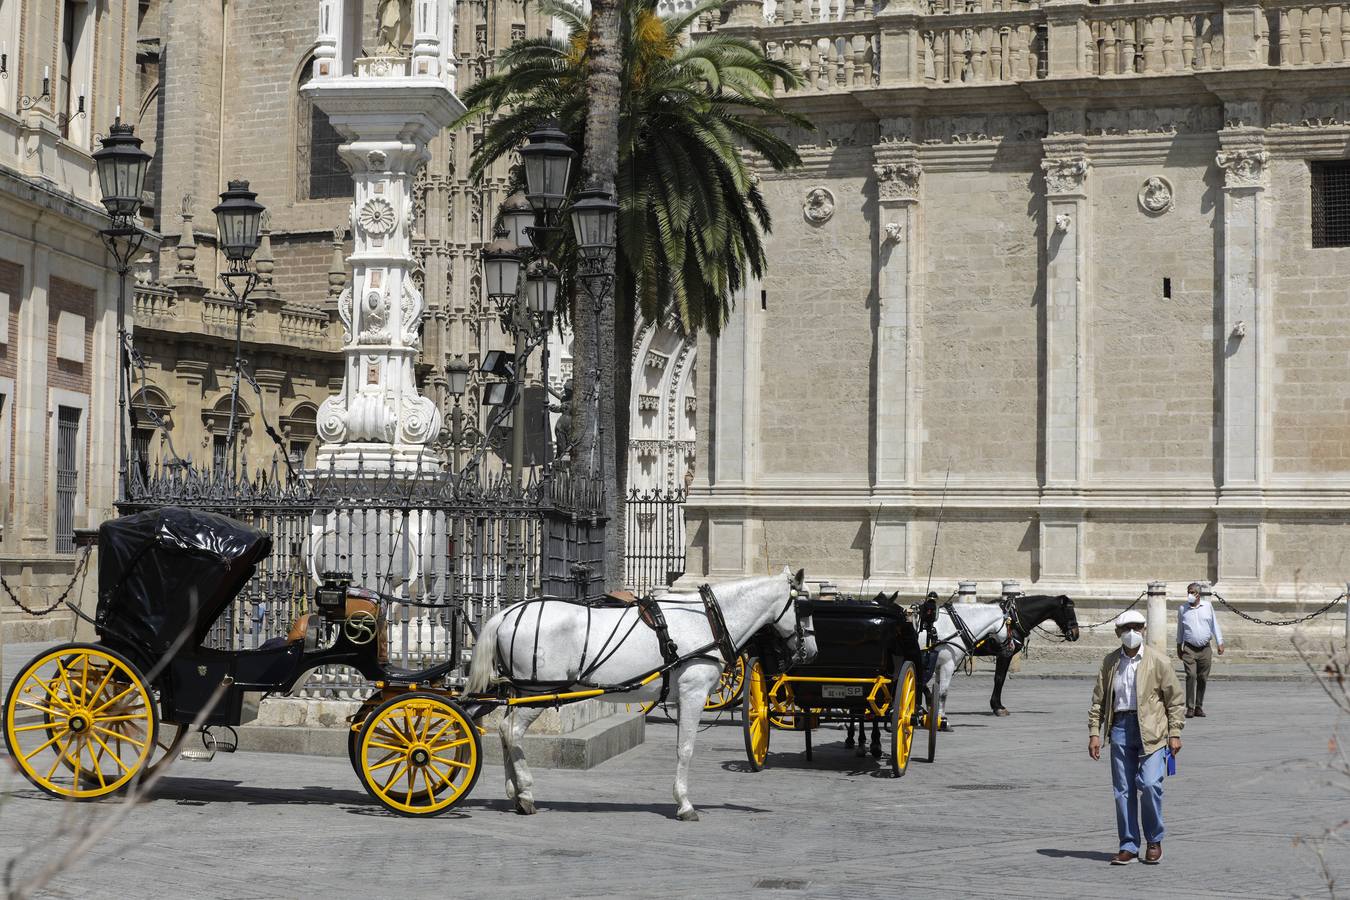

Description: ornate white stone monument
[304,0,463,471]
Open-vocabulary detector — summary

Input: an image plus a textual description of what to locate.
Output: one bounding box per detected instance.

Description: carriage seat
[285,596,388,661]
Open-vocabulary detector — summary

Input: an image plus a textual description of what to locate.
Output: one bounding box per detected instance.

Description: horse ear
[889,591,899,603]
[871,591,886,604]
[793,568,805,587]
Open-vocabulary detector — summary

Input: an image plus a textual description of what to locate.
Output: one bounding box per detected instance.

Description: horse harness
[929,601,1013,656]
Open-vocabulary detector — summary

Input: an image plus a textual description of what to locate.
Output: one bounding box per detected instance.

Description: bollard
[1001,580,1021,602]
[1147,581,1167,652]
[958,581,977,604]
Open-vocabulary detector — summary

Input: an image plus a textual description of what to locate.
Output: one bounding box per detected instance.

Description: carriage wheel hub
[68,713,89,733]
[409,746,431,767]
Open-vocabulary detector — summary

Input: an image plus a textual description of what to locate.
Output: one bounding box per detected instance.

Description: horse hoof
[995,708,1010,717]
[870,747,882,759]
[844,738,855,749]
[515,799,537,816]
[939,722,953,732]
[677,808,700,822]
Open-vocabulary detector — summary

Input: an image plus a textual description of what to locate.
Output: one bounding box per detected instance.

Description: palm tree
[458,0,808,587]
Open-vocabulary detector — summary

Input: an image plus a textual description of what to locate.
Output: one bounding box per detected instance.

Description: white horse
[466,568,817,821]
[927,602,1013,731]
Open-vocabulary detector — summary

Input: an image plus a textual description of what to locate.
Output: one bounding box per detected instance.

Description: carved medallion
[1138,176,1175,215]
[803,187,835,225]
[366,150,388,171]
[357,197,397,235]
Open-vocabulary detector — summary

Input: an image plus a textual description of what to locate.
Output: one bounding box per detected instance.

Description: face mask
[1120,629,1143,650]
[1188,595,1200,606]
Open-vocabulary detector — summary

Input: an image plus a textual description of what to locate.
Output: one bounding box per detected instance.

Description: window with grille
[132,427,154,485]
[1312,160,1350,248]
[212,434,229,473]
[298,58,351,200]
[55,406,80,553]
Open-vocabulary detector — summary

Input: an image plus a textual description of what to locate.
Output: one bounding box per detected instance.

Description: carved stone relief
[1216,148,1269,189]
[1138,176,1175,214]
[875,161,921,202]
[803,187,836,225]
[357,197,397,235]
[1042,156,1089,195]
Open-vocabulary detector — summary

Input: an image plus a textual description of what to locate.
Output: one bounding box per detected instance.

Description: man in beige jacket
[1087,610,1186,865]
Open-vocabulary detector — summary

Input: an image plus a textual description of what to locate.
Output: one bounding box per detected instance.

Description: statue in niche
[376,0,413,54]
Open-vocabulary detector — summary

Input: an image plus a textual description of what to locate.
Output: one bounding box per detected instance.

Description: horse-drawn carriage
[739,594,938,776]
[3,508,817,820]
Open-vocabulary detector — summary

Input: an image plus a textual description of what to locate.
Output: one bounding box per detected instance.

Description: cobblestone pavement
[2,671,1344,899]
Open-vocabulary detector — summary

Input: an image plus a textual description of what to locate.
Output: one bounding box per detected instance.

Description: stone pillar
[1001,580,1021,601]
[1043,0,1090,77]
[1147,580,1168,651]
[304,43,465,472]
[958,581,977,603]
[175,360,210,465]
[13,243,49,549]
[707,277,760,576]
[874,2,925,86]
[872,154,920,487]
[1040,150,1089,489]
[1215,136,1269,583]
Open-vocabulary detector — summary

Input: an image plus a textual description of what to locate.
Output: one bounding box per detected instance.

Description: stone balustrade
[131,284,338,355]
[279,303,331,344]
[133,284,178,321]
[708,0,1348,89]
[201,294,256,335]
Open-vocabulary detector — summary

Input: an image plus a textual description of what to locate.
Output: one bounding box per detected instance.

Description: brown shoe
[1194,707,1206,718]
[1185,708,1194,718]
[1143,843,1162,864]
[1110,851,1137,866]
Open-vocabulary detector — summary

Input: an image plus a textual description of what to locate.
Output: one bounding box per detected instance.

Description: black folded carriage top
[96,506,273,655]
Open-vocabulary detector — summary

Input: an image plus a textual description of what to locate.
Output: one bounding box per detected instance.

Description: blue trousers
[1109,713,1166,853]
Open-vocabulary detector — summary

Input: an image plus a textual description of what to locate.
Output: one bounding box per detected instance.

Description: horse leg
[500,704,545,815]
[937,655,955,732]
[991,652,1011,716]
[673,660,721,822]
[845,718,855,749]
[870,718,882,758]
[854,715,867,758]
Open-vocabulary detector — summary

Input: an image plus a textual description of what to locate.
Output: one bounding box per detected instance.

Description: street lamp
[445,355,471,476]
[569,187,619,262]
[482,227,524,303]
[524,260,559,316]
[93,120,152,500]
[211,179,267,479]
[500,191,535,251]
[519,120,574,213]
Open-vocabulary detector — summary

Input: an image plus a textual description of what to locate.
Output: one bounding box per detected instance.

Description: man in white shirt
[1088,610,1185,865]
[1176,582,1224,718]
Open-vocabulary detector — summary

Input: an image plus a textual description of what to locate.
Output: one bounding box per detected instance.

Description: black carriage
[738,594,938,776]
[1,507,484,816]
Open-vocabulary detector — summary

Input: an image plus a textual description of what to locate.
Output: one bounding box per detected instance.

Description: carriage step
[179,748,216,763]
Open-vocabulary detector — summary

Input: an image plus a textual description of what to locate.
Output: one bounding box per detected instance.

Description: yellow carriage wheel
[889,661,918,777]
[354,692,481,816]
[705,656,746,711]
[740,657,769,771]
[768,683,801,731]
[3,643,158,800]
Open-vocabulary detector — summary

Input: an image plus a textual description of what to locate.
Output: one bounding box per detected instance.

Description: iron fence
[624,487,688,596]
[120,453,605,696]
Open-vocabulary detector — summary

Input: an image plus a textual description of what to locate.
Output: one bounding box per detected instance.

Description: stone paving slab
[2,677,1344,898]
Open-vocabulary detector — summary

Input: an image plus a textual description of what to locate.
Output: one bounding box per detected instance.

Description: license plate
[822,684,865,699]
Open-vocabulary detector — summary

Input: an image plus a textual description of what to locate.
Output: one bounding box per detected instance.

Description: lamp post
[444,356,471,477]
[569,184,619,477]
[211,180,266,478]
[93,120,152,500]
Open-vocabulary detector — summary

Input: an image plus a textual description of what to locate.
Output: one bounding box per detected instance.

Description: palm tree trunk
[579,0,624,590]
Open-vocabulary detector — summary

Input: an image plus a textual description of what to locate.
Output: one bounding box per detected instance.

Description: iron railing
[624,487,688,596]
[120,453,605,696]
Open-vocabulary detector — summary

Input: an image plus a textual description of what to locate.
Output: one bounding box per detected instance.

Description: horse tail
[466,612,505,694]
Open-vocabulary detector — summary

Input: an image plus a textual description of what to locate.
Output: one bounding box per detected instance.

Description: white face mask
[1188,594,1200,606]
[1120,629,1143,650]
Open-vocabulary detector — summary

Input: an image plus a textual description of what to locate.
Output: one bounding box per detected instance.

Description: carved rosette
[357,197,397,236]
[1042,156,1089,195]
[875,161,921,203]
[1216,148,1269,190]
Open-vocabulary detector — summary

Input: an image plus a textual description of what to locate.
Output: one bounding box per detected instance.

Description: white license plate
[821,684,865,699]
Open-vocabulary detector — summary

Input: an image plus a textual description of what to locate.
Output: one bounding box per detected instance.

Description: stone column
[1147,580,1168,651]
[174,360,210,466]
[707,277,760,576]
[1041,150,1089,489]
[13,242,49,549]
[958,581,977,603]
[1215,137,1269,583]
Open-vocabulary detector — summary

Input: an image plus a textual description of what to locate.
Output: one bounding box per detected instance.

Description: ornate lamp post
[93,120,152,500]
[211,180,266,478]
[568,184,618,479]
[444,355,471,476]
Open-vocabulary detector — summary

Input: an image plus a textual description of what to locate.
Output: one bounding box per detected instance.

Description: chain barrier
[1074,590,1148,630]
[0,545,93,617]
[1212,592,1348,627]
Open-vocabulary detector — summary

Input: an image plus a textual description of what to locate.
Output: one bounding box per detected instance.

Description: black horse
[974,594,1080,715]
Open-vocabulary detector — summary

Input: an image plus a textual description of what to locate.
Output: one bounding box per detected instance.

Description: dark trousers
[1180,642,1212,709]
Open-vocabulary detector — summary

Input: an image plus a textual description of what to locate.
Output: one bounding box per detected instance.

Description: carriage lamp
[482,226,523,302]
[520,119,575,213]
[569,186,618,262]
[213,180,265,264]
[501,191,535,250]
[93,120,152,223]
[316,572,352,617]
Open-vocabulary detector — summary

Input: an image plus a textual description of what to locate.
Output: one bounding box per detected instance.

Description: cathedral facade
[683,0,1350,614]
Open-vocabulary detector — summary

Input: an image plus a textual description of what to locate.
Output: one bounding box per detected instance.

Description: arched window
[204,395,253,473]
[281,401,319,468]
[297,57,350,201]
[129,387,173,483]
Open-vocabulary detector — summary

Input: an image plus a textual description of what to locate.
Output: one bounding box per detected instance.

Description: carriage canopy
[96,507,273,653]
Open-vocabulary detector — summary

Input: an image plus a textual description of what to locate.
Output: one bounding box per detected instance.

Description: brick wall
[1269,159,1350,476]
[271,234,337,308]
[757,167,873,478]
[1089,150,1218,479]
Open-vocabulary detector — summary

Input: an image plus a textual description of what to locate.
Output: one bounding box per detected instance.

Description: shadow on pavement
[459,797,772,817]
[1036,848,1116,861]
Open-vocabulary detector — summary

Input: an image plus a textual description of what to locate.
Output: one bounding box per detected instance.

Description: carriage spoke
[89,732,131,774]
[93,725,145,748]
[13,721,63,733]
[428,737,470,752]
[91,684,137,716]
[424,717,454,747]
[23,729,70,762]
[431,754,470,770]
[16,698,67,717]
[367,740,408,754]
[87,666,116,711]
[368,754,404,773]
[381,761,408,793]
